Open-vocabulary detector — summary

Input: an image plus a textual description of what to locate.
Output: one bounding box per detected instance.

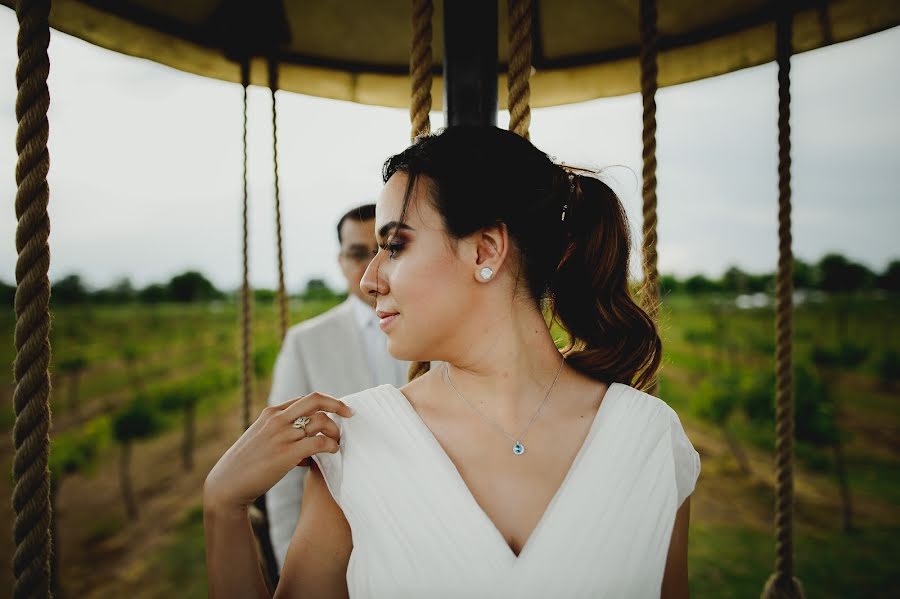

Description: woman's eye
[386,243,403,258]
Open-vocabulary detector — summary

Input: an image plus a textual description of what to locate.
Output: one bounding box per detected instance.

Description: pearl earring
[479,267,494,281]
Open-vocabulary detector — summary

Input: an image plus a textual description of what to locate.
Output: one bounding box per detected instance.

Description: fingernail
[345,405,355,416]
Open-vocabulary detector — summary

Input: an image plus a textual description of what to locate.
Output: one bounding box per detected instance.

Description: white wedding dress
[312,382,700,598]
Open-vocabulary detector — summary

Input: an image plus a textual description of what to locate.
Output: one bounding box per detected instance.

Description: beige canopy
[1,0,897,108]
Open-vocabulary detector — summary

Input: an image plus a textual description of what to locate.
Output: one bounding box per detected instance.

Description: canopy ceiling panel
[2,0,898,108]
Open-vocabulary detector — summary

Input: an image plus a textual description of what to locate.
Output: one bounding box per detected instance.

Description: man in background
[265,203,410,572]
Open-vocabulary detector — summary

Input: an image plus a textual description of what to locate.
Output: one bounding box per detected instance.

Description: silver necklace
[444,359,564,456]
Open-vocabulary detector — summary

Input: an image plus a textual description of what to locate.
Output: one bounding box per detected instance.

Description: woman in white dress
[204,126,701,598]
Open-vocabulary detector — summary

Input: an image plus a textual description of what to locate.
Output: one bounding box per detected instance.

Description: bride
[204,126,700,598]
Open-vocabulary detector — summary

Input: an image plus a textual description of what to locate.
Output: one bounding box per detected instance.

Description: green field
[0,293,897,597]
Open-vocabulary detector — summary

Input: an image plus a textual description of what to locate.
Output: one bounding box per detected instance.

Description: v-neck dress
[312,383,700,598]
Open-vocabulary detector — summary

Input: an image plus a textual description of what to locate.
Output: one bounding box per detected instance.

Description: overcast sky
[1,9,898,293]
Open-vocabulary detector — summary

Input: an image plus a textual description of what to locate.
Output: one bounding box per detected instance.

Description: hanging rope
[639,0,660,395]
[408,0,432,380]
[268,58,289,341]
[507,0,532,139]
[410,0,433,140]
[240,59,254,430]
[762,6,805,599]
[408,0,433,381]
[12,0,52,596]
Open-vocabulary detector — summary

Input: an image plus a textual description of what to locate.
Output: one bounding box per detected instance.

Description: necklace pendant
[512,442,525,455]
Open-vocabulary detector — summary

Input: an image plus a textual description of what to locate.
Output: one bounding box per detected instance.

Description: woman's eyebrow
[377,221,415,241]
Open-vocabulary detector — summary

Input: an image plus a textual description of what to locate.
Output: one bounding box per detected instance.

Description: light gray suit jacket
[265,298,409,571]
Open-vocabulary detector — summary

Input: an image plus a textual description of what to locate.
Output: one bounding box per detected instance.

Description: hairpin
[561,172,576,221]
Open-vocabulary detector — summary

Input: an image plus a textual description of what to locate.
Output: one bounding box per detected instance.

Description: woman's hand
[203,392,353,513]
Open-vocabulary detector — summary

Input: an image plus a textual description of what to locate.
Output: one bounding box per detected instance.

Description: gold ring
[291,416,311,431]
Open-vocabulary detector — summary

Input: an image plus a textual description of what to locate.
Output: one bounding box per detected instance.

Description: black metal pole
[443,0,498,127]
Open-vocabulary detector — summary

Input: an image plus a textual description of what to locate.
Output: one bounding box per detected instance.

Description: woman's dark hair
[384,126,661,391]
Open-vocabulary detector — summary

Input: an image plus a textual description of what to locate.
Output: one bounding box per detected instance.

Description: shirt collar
[348,293,377,328]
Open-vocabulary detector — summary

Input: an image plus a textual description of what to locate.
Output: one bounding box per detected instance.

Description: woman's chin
[386,336,429,364]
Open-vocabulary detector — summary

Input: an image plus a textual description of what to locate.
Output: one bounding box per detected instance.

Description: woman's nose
[360,251,388,298]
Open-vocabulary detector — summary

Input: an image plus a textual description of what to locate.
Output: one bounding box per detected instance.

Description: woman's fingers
[297,433,340,456]
[257,392,352,468]
[291,411,340,442]
[280,392,353,422]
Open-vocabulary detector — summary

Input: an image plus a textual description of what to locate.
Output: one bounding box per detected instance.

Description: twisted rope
[639,0,660,395]
[762,6,805,599]
[269,58,289,341]
[12,0,53,596]
[240,59,253,430]
[507,0,532,139]
[409,0,433,140]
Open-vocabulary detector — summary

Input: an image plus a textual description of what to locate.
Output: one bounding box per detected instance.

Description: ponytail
[551,173,661,391]
[408,360,430,382]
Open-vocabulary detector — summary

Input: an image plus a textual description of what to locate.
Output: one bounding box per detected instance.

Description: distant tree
[168,271,221,302]
[53,274,89,305]
[0,280,15,307]
[818,254,874,343]
[793,258,818,290]
[811,345,868,533]
[683,274,720,295]
[302,278,337,301]
[158,384,201,472]
[49,418,107,595]
[254,288,277,303]
[158,372,234,471]
[721,266,749,294]
[93,277,136,304]
[138,283,169,304]
[56,355,89,416]
[743,365,846,530]
[695,373,751,475]
[877,260,900,293]
[112,397,163,519]
[740,373,774,428]
[746,272,774,294]
[818,253,874,294]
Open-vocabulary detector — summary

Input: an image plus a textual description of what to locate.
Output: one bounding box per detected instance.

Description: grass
[689,522,900,598]
[2,293,897,595]
[151,505,208,599]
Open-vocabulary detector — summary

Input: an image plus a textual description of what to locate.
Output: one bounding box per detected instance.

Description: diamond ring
[291,416,311,432]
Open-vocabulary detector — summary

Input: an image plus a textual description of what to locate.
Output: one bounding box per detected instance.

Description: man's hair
[337,204,376,244]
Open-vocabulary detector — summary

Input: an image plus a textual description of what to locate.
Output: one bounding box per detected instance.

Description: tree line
[0,253,896,307]
[0,271,345,306]
[662,254,899,295]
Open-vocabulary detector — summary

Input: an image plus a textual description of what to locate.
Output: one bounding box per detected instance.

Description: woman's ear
[473,223,509,282]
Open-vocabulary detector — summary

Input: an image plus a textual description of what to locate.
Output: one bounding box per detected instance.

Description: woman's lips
[376,310,399,331]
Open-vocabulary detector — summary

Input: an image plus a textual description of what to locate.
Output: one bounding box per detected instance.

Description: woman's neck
[438,302,568,425]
